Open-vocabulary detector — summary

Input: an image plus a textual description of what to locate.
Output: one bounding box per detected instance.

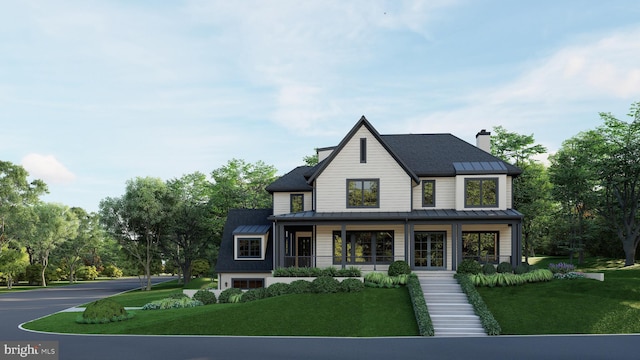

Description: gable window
[290,194,304,213]
[347,179,379,208]
[333,231,394,264]
[462,231,498,263]
[360,138,367,163]
[422,180,435,207]
[465,178,498,207]
[237,237,262,258]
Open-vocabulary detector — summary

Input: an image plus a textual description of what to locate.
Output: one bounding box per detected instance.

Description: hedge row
[273,266,361,278]
[407,274,434,336]
[218,277,365,304]
[455,274,501,335]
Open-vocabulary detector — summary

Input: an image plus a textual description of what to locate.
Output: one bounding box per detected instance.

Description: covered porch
[270,209,523,272]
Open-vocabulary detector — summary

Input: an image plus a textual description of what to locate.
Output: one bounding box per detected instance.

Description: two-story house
[215,116,523,290]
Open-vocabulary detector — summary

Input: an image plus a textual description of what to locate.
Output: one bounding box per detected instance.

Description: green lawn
[23,288,419,337]
[479,258,640,334]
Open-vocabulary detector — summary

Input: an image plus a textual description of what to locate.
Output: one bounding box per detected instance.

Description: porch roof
[269,209,523,222]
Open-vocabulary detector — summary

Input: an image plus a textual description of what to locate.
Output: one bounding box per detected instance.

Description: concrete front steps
[415,271,486,337]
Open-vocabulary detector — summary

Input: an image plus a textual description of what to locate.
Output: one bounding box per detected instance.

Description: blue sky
[2,1,640,212]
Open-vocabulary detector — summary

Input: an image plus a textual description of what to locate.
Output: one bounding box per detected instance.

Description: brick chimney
[476,129,491,153]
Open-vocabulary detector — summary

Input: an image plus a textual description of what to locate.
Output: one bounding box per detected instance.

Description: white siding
[455,174,508,211]
[506,176,513,208]
[315,127,412,212]
[412,177,456,210]
[273,192,313,215]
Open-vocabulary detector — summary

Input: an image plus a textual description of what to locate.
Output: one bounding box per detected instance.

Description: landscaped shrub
[388,260,411,276]
[338,266,362,277]
[190,259,211,278]
[548,262,575,274]
[514,263,530,275]
[102,264,123,278]
[311,276,340,293]
[78,298,133,324]
[273,266,362,278]
[266,282,291,297]
[482,263,497,275]
[553,272,585,280]
[455,274,500,335]
[288,280,311,294]
[496,262,513,273]
[142,297,203,310]
[76,266,99,281]
[339,278,364,292]
[407,274,434,336]
[364,272,407,288]
[469,269,553,287]
[193,289,217,305]
[457,259,482,274]
[168,292,189,299]
[241,288,268,302]
[218,288,243,303]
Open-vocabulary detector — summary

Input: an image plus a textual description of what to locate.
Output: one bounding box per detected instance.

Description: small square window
[347,179,379,208]
[236,237,262,259]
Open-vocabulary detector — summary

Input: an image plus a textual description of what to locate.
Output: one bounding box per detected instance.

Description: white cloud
[22,154,76,185]
[405,27,640,140]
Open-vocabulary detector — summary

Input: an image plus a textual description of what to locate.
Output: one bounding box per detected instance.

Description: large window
[333,231,393,264]
[347,179,379,208]
[462,231,498,263]
[236,237,262,259]
[290,194,304,213]
[465,178,498,207]
[422,180,435,207]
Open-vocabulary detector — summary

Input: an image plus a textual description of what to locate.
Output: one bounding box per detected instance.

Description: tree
[209,159,277,245]
[0,161,47,254]
[303,153,319,166]
[100,177,170,291]
[550,101,640,266]
[29,203,78,287]
[0,240,29,289]
[162,172,214,285]
[549,132,601,262]
[490,126,552,262]
[597,103,640,266]
[54,208,102,283]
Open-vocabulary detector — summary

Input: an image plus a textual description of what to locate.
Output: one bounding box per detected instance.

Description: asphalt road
[1,278,638,360]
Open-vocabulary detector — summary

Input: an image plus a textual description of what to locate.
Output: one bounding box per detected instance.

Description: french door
[414,231,446,270]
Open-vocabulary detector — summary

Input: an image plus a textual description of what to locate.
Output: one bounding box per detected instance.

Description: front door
[297,236,313,267]
[414,232,446,270]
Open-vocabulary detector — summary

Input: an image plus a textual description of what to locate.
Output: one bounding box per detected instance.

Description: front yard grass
[478,258,640,334]
[23,287,418,337]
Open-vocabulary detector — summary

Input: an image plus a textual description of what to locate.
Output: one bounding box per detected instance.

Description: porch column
[451,223,462,271]
[277,223,286,268]
[340,224,347,269]
[511,222,523,268]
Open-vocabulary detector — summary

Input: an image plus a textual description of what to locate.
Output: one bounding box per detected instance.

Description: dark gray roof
[269,209,523,222]
[453,161,508,174]
[265,166,315,193]
[381,134,521,177]
[233,224,271,235]
[215,208,273,273]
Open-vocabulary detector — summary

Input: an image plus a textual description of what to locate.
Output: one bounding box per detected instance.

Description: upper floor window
[465,178,498,207]
[236,237,262,259]
[360,138,367,163]
[347,179,379,208]
[290,194,304,213]
[422,180,435,207]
